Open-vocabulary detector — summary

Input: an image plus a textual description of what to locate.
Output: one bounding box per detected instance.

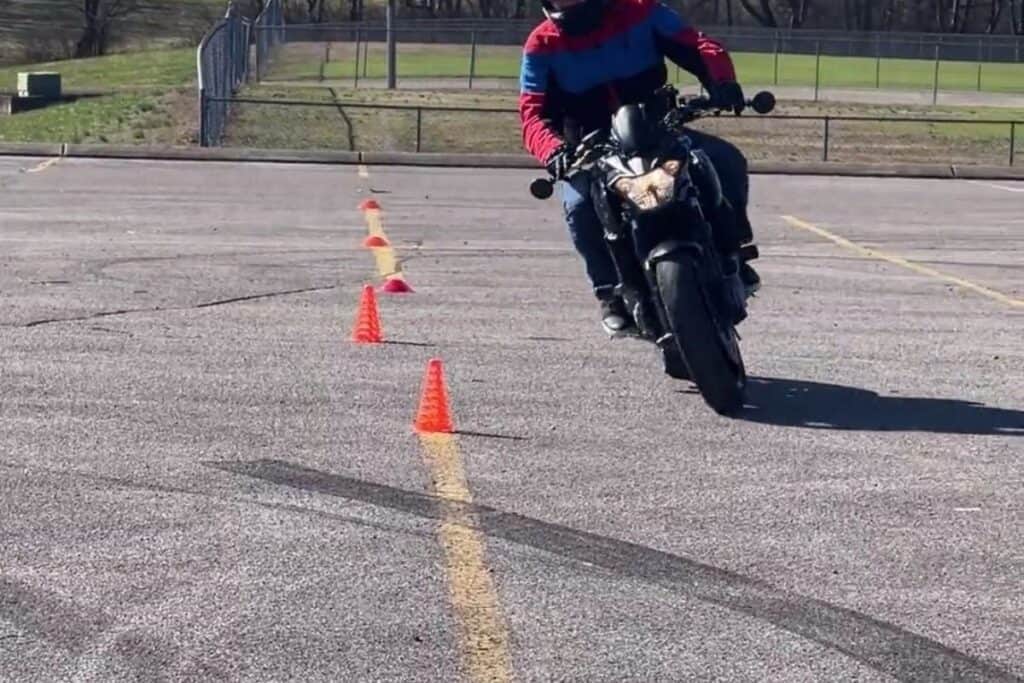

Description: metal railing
[197,3,251,147]
[208,96,1021,166]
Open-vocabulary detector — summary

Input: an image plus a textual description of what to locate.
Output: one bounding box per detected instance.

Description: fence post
[199,88,207,147]
[354,28,361,88]
[416,108,423,153]
[468,31,477,89]
[823,116,830,161]
[875,34,881,89]
[363,38,369,78]
[773,32,779,86]
[932,44,940,105]
[814,40,821,102]
[255,27,263,83]
[1011,122,1017,167]
[385,0,397,89]
[976,39,983,92]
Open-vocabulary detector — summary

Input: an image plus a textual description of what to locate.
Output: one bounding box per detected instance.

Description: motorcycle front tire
[655,256,746,415]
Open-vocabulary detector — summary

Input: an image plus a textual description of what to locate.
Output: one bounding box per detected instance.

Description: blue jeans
[559,130,750,300]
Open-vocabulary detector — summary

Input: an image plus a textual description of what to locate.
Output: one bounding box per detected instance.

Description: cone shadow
[455,430,527,442]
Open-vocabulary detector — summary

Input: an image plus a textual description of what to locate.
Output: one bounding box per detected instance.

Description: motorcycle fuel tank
[610,104,651,157]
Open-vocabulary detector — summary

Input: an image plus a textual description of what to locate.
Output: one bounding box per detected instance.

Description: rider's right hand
[545,144,573,180]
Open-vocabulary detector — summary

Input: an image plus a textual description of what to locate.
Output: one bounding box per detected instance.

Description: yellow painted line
[362,207,405,281]
[26,158,60,174]
[358,164,370,179]
[782,215,1024,309]
[418,434,513,683]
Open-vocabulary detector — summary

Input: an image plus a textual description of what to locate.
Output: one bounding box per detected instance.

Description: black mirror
[751,91,776,115]
[530,177,554,200]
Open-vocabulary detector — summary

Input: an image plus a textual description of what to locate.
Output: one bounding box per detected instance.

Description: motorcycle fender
[644,240,703,271]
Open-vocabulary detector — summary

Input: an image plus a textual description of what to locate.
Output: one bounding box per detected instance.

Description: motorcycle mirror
[751,91,776,114]
[530,177,554,200]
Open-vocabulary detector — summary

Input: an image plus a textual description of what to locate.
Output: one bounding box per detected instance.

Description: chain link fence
[197,4,252,147]
[257,22,1023,100]
[255,0,286,82]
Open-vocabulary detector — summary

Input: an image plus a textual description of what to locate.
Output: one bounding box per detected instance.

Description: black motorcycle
[530,86,776,415]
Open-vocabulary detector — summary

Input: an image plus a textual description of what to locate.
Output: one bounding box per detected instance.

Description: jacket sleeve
[650,2,737,89]
[519,48,564,164]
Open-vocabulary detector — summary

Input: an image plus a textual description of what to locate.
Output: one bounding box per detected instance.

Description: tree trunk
[738,0,777,26]
[985,0,1004,32]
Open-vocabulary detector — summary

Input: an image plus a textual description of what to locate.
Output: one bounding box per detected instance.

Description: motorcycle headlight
[612,161,682,211]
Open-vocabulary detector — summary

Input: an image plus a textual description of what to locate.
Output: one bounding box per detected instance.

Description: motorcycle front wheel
[656,256,746,415]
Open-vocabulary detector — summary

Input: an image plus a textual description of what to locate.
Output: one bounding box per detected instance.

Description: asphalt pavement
[0,155,1021,682]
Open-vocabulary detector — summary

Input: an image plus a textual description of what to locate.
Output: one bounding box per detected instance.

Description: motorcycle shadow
[736,376,1024,436]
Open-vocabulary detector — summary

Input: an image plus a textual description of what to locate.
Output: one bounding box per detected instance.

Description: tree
[1010,0,1023,31]
[737,0,778,26]
[74,0,139,58]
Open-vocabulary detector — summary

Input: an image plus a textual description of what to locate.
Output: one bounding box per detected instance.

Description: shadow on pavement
[741,377,1024,436]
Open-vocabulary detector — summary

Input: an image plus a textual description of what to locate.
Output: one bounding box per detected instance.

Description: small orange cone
[381,277,414,294]
[363,234,390,248]
[359,199,381,211]
[413,359,454,434]
[351,284,383,344]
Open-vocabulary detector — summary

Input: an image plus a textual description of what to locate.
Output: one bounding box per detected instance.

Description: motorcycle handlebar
[529,90,776,200]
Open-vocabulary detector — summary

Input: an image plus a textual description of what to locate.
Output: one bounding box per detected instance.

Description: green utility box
[17,72,62,99]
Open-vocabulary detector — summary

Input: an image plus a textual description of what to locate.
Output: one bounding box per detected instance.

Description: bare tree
[74,0,139,58]
[985,0,1006,31]
[785,0,811,27]
[738,0,778,26]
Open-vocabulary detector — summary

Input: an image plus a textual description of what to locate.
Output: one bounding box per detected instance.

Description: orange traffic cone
[351,284,383,344]
[381,277,414,294]
[363,234,390,248]
[413,359,454,434]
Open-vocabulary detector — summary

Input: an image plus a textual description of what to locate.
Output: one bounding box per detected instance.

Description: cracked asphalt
[0,155,1022,682]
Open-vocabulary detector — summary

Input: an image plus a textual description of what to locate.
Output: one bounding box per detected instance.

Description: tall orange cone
[413,359,454,434]
[351,284,383,344]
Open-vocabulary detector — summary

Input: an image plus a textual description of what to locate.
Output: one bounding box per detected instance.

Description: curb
[0,143,1021,181]
[0,142,64,158]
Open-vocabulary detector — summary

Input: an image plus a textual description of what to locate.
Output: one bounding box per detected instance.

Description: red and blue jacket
[519,0,737,163]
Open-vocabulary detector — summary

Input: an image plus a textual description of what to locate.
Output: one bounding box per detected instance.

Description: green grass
[0,47,196,92]
[0,94,174,144]
[268,42,1024,94]
[0,48,198,144]
[230,84,1021,165]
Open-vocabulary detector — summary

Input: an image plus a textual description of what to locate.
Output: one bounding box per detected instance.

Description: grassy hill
[0,48,199,145]
[0,0,229,65]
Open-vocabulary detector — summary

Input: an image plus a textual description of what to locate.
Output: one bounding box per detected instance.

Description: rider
[519,0,761,336]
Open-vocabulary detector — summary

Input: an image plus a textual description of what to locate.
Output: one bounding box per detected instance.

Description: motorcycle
[530,85,776,415]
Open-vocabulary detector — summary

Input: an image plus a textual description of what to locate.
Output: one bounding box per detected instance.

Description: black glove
[710,81,746,115]
[545,144,572,181]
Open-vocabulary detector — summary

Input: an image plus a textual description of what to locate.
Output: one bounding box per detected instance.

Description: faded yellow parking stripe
[361,207,403,281]
[419,433,513,683]
[782,214,1024,309]
[26,158,61,174]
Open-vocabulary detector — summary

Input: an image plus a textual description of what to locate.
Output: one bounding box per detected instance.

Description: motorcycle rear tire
[656,256,746,415]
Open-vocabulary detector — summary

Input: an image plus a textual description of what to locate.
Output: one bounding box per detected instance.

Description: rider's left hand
[710,81,746,115]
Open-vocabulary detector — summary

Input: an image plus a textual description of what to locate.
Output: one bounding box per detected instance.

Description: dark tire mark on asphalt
[0,461,428,542]
[10,285,339,328]
[0,577,109,655]
[213,458,1023,683]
